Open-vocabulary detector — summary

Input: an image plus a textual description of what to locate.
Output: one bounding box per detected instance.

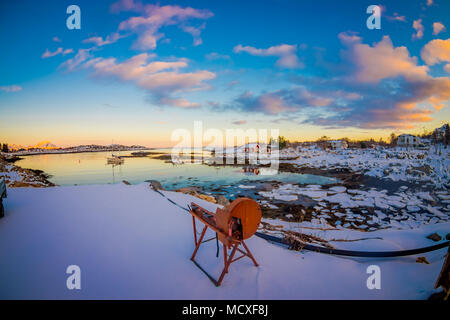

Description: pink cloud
[386,13,406,22]
[432,22,446,36]
[59,49,92,71]
[233,44,303,69]
[76,53,215,108]
[349,36,429,83]
[112,1,213,50]
[412,19,424,40]
[338,31,362,45]
[421,38,450,65]
[42,47,73,59]
[83,33,124,47]
[338,34,450,128]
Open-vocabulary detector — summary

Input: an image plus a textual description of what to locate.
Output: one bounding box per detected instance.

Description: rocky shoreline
[0,155,56,188]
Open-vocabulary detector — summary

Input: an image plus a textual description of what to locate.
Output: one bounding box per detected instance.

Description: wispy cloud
[59,49,93,71]
[180,23,205,46]
[233,44,303,69]
[42,47,73,59]
[0,85,22,92]
[205,52,231,61]
[386,12,406,22]
[83,32,125,47]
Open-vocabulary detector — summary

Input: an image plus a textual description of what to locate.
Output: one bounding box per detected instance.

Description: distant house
[241,143,271,154]
[397,134,421,147]
[434,124,448,140]
[327,140,348,150]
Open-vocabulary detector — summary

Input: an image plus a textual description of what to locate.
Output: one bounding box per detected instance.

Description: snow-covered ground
[0,183,448,299]
[258,183,450,231]
[285,146,449,188]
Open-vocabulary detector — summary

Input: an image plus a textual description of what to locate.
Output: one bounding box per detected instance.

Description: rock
[416,257,430,264]
[147,180,164,190]
[174,186,216,204]
[446,233,450,240]
[259,183,275,191]
[197,194,217,204]
[216,195,230,207]
[414,165,432,175]
[122,180,131,185]
[175,186,201,194]
[426,233,442,242]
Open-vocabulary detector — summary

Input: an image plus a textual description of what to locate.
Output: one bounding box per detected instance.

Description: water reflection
[16,150,338,189]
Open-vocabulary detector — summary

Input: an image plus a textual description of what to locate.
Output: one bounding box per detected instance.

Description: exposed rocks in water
[277,163,363,190]
[122,180,131,185]
[427,233,443,242]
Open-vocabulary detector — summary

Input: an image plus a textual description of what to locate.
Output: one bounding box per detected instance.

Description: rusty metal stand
[190,216,258,287]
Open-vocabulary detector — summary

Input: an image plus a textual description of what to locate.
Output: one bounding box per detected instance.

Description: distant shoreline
[11,147,153,157]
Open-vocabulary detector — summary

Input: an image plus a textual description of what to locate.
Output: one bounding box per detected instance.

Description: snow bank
[0,184,447,299]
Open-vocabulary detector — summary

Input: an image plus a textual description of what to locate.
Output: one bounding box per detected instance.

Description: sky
[0,0,449,147]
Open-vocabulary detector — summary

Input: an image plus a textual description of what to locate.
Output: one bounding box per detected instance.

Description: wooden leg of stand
[217,244,238,286]
[223,244,228,273]
[192,216,197,246]
[191,225,207,260]
[242,241,259,267]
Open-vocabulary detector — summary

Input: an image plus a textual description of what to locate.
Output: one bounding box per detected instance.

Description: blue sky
[0,0,449,147]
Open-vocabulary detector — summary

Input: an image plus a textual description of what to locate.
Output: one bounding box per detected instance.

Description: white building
[397,134,421,147]
[327,140,348,150]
